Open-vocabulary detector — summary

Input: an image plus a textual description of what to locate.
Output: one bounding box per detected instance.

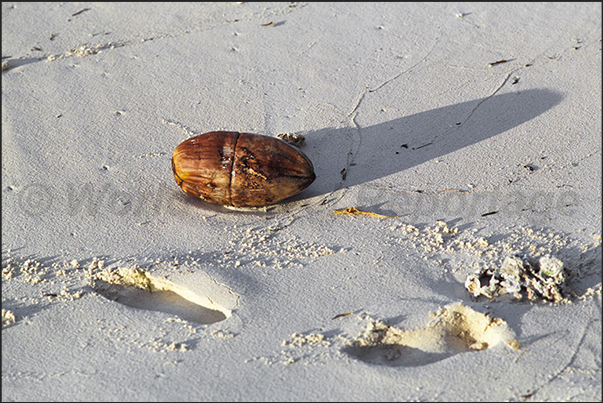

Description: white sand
[2,2,601,401]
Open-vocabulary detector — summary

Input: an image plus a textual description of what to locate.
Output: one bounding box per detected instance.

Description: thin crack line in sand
[517,319,596,399]
[346,32,439,117]
[347,29,440,116]
[368,30,441,94]
[343,112,362,183]
[162,119,202,138]
[320,112,362,207]
[461,69,518,126]
[336,30,441,201]
[461,34,600,129]
[207,272,241,309]
[12,4,308,66]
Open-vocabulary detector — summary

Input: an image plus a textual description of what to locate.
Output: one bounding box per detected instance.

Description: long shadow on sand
[301,88,564,200]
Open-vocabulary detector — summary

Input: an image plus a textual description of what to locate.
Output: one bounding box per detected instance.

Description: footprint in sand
[91,267,233,325]
[344,302,519,367]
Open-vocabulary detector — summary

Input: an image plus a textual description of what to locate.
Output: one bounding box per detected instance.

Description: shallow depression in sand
[92,267,231,324]
[344,302,519,367]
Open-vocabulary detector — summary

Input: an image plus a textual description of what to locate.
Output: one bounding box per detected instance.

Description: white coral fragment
[465,254,566,303]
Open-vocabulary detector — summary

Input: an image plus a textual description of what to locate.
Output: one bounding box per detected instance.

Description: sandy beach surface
[2,2,601,401]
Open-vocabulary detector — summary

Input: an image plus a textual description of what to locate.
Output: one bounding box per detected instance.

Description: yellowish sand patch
[347,302,518,366]
[92,266,230,325]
